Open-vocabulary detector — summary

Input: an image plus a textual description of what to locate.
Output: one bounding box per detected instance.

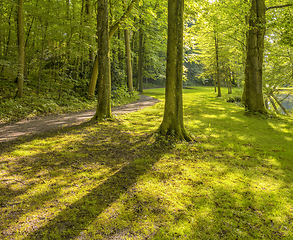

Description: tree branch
[266,4,292,11]
[109,0,139,39]
[221,32,246,48]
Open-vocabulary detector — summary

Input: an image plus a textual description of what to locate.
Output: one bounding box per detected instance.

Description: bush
[227,96,242,103]
[111,85,139,107]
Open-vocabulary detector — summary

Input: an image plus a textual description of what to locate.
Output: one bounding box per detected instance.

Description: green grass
[1,87,293,239]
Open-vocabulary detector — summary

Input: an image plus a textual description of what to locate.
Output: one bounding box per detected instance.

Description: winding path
[0,95,160,143]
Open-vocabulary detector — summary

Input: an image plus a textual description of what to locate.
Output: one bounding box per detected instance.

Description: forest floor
[0,95,160,143]
[1,87,293,240]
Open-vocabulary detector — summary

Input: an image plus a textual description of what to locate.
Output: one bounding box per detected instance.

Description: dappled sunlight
[1,87,293,239]
[1,120,158,239]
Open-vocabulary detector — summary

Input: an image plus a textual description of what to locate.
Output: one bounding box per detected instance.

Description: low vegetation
[1,87,292,239]
[0,85,139,123]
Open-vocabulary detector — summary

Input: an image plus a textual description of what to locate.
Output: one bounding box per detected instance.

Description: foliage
[111,85,140,107]
[0,85,139,123]
[1,87,293,239]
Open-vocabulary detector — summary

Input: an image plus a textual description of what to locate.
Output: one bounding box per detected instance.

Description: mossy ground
[1,87,293,239]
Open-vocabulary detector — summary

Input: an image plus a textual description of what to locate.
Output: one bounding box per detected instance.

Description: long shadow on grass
[184,98,293,238]
[0,120,168,239]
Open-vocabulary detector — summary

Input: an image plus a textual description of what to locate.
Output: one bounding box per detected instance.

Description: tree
[137,19,144,92]
[17,0,25,98]
[243,0,292,114]
[124,28,133,92]
[243,0,267,113]
[214,31,221,97]
[158,0,193,141]
[88,0,138,99]
[93,0,112,120]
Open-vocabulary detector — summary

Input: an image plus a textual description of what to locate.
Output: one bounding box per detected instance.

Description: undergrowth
[0,87,292,239]
[0,86,139,123]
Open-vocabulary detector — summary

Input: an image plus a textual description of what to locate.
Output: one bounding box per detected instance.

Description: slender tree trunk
[213,73,217,92]
[1,6,13,75]
[17,0,25,98]
[270,92,288,115]
[215,32,221,97]
[158,0,192,141]
[118,28,123,62]
[228,68,232,94]
[138,27,144,92]
[124,28,133,92]
[94,0,112,120]
[37,27,45,96]
[88,57,99,99]
[85,0,95,64]
[243,0,267,113]
[269,96,280,114]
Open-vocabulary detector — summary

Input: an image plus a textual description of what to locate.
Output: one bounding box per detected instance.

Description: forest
[0,0,293,120]
[1,0,293,239]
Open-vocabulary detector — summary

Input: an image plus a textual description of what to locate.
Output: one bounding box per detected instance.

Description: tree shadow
[0,119,168,239]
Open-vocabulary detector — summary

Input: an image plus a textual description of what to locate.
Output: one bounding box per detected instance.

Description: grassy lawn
[1,87,293,239]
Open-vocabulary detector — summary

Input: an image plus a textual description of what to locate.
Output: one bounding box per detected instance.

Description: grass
[0,87,293,239]
[0,86,139,123]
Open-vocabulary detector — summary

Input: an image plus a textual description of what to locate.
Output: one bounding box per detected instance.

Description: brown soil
[0,95,160,143]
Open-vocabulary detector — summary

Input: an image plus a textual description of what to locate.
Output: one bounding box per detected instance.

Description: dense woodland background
[0,0,292,122]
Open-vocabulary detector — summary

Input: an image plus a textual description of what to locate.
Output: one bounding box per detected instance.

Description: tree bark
[215,32,221,97]
[138,22,144,93]
[228,67,233,94]
[158,0,192,141]
[17,0,25,98]
[243,0,267,113]
[124,28,133,92]
[88,0,138,99]
[93,0,112,120]
[88,57,99,99]
[85,0,95,64]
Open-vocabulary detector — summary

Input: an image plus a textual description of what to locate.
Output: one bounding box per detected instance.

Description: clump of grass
[0,87,292,239]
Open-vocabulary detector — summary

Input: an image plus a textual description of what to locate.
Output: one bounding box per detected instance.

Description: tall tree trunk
[93,0,112,120]
[243,0,267,113]
[87,0,138,98]
[17,0,25,98]
[124,28,133,92]
[215,32,221,97]
[37,27,45,96]
[85,0,95,64]
[158,0,192,141]
[1,6,13,76]
[138,22,144,93]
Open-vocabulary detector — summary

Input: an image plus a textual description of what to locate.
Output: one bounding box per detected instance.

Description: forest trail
[0,95,160,143]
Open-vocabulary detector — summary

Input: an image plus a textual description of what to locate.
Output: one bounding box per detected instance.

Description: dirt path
[0,95,160,143]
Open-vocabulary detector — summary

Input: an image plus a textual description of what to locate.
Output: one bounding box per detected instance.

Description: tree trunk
[88,57,99,99]
[243,0,267,113]
[93,0,112,120]
[1,6,13,76]
[215,32,221,97]
[270,92,288,115]
[17,0,25,98]
[85,0,95,64]
[124,28,133,92]
[87,0,138,98]
[138,22,144,93]
[37,27,45,96]
[228,68,233,94]
[158,0,192,141]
